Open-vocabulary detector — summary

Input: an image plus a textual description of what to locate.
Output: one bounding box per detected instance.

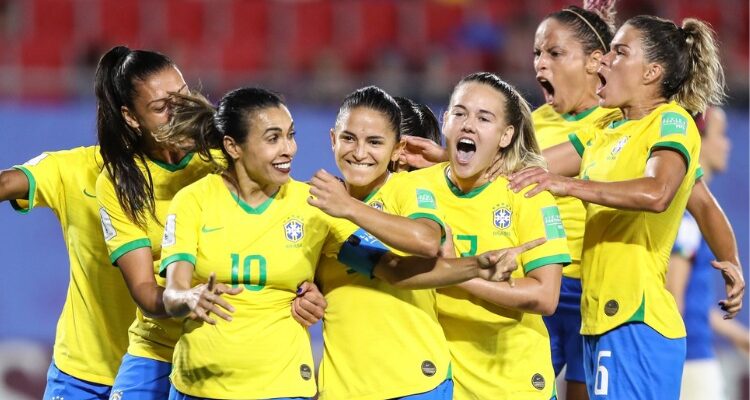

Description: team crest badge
[284,219,304,242]
[610,136,629,156]
[493,207,512,229]
[370,200,384,211]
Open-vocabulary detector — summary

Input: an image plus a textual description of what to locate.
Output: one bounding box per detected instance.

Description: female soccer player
[0,146,136,400]
[407,72,570,399]
[531,3,618,398]
[94,46,218,399]
[508,16,741,399]
[391,96,442,173]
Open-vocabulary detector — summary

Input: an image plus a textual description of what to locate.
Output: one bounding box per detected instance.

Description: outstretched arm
[0,169,30,201]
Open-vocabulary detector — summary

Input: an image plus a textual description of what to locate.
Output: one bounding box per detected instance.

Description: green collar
[561,105,598,122]
[229,187,278,215]
[608,119,631,129]
[444,167,491,198]
[150,152,194,172]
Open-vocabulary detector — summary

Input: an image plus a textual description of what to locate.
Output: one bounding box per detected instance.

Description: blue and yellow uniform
[96,153,216,399]
[316,171,452,400]
[160,174,350,399]
[533,104,621,383]
[571,102,699,399]
[11,146,136,399]
[411,162,571,399]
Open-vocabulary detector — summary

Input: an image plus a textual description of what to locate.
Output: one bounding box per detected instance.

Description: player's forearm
[374,253,480,289]
[689,182,739,264]
[131,282,168,318]
[0,169,30,202]
[458,273,561,316]
[566,176,677,213]
[346,203,441,257]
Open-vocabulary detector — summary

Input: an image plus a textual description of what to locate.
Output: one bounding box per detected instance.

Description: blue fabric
[168,384,310,400]
[395,379,453,399]
[337,228,389,278]
[110,353,172,400]
[543,276,585,382]
[583,323,685,400]
[43,361,112,400]
[684,238,716,360]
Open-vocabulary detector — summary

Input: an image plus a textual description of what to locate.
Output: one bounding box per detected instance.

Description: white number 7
[594,350,612,395]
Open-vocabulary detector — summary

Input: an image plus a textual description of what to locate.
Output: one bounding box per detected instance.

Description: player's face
[237,105,297,187]
[596,24,647,110]
[124,66,188,146]
[534,18,593,114]
[443,82,513,182]
[331,107,400,190]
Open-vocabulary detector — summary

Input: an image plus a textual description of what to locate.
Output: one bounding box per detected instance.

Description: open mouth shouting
[456,136,477,165]
[596,70,607,96]
[537,76,556,105]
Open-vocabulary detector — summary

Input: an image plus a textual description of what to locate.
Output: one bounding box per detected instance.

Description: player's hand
[292,281,327,328]
[186,273,243,325]
[400,136,447,169]
[308,169,357,218]
[476,238,547,285]
[712,260,745,319]
[438,225,457,258]
[508,167,571,197]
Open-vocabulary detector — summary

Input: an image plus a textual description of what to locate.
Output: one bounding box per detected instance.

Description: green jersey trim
[110,238,152,265]
[10,165,36,214]
[608,119,631,129]
[524,253,571,274]
[626,293,646,322]
[444,168,491,198]
[561,106,598,122]
[568,134,585,157]
[695,166,704,182]
[231,189,277,215]
[649,141,691,168]
[159,253,197,277]
[150,152,195,172]
[408,212,447,244]
[363,186,383,203]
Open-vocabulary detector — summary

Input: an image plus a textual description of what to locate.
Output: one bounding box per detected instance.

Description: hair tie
[563,9,608,51]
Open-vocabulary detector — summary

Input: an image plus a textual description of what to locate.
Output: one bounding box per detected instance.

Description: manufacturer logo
[284,219,304,242]
[416,189,437,209]
[201,225,223,233]
[421,360,437,377]
[604,299,619,316]
[300,364,312,380]
[82,188,96,198]
[531,373,546,390]
[493,207,512,229]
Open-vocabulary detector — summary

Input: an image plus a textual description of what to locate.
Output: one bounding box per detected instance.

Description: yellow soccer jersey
[96,152,216,362]
[316,172,451,400]
[533,104,622,278]
[410,163,570,399]
[10,146,136,385]
[572,101,700,338]
[160,175,349,399]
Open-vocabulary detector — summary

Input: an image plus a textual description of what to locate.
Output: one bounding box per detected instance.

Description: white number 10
[594,350,612,395]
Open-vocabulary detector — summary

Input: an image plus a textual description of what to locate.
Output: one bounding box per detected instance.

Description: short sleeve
[387,174,446,231]
[96,172,151,265]
[672,214,701,259]
[10,152,64,212]
[159,188,202,276]
[568,126,597,158]
[647,110,700,171]
[515,189,572,274]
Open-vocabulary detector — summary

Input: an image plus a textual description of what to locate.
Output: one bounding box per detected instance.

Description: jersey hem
[53,361,116,387]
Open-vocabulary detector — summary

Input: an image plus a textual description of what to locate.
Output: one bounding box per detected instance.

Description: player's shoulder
[407,162,447,181]
[532,104,560,123]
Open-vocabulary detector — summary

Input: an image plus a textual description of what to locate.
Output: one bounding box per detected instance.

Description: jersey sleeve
[388,174,446,231]
[647,110,700,172]
[10,152,65,212]
[567,125,596,158]
[672,214,701,259]
[515,188,572,274]
[159,187,202,276]
[95,171,151,265]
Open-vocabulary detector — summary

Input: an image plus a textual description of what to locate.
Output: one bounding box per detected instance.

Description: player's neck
[223,170,280,208]
[347,172,389,201]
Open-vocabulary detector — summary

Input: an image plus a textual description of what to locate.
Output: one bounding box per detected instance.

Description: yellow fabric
[411,163,570,399]
[10,146,135,385]
[533,104,622,278]
[316,172,451,400]
[96,152,215,362]
[573,102,699,338]
[160,175,348,399]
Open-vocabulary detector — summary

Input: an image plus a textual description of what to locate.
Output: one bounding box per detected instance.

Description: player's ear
[223,135,241,161]
[329,128,336,150]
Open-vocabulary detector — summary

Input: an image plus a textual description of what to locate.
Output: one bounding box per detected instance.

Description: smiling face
[443,82,514,186]
[596,24,652,111]
[534,18,600,114]
[331,106,400,194]
[229,105,297,188]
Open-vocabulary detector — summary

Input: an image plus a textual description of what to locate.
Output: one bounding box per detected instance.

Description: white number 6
[594,350,612,395]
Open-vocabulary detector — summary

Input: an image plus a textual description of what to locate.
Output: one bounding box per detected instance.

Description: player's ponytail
[626,15,726,114]
[95,46,173,228]
[158,90,224,168]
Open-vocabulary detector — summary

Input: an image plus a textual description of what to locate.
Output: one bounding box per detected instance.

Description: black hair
[394,96,442,146]
[335,86,401,141]
[548,4,616,54]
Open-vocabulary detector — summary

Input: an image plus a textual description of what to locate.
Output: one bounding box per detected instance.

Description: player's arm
[665,253,692,314]
[163,265,242,325]
[116,248,168,318]
[709,310,750,355]
[308,169,441,257]
[456,264,563,316]
[0,169,29,201]
[509,149,687,213]
[688,179,744,318]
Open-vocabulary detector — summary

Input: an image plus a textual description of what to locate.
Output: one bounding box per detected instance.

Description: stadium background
[0,0,746,398]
